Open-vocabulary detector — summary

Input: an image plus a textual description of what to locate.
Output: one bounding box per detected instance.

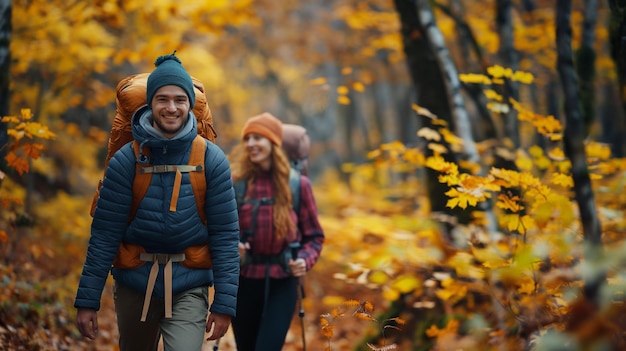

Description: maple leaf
[426,155,459,176]
[5,152,30,175]
[445,176,495,209]
[550,173,574,188]
[512,70,535,84]
[21,143,45,159]
[1,115,20,123]
[496,193,524,212]
[320,316,334,338]
[0,230,8,243]
[585,141,611,160]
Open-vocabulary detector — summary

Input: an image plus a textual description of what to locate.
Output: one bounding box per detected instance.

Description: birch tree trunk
[0,0,10,169]
[394,0,465,229]
[395,0,497,233]
[556,0,604,302]
[414,0,481,166]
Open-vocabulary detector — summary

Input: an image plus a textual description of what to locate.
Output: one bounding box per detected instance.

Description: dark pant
[232,276,298,351]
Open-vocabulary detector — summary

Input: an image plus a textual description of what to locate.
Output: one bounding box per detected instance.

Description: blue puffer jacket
[74,106,240,317]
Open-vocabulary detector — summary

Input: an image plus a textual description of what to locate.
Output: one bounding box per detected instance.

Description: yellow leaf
[337,95,351,105]
[417,127,441,141]
[411,104,438,119]
[551,173,574,187]
[391,275,421,294]
[586,142,611,160]
[471,245,509,269]
[440,129,464,147]
[547,148,566,161]
[322,295,346,306]
[352,82,366,92]
[337,86,349,95]
[448,252,484,279]
[427,143,448,154]
[496,193,524,212]
[368,270,389,285]
[1,116,20,123]
[382,287,400,301]
[459,73,492,85]
[20,108,33,120]
[309,77,327,85]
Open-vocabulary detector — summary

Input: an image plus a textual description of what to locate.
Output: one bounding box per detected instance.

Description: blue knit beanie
[146,52,196,107]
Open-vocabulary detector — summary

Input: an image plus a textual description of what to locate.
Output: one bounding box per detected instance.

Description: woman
[230,112,324,351]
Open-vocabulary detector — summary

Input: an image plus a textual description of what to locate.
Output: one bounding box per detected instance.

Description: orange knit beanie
[241,112,283,147]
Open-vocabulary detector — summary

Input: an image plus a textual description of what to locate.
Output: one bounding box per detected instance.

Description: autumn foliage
[2,1,626,351]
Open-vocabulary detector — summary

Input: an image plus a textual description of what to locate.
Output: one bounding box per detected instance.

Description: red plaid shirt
[238,171,324,279]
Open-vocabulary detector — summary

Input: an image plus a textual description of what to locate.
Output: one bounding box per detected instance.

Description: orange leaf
[21,143,45,159]
[5,152,30,175]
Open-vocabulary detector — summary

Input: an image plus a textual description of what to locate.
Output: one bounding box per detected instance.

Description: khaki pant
[114,281,209,351]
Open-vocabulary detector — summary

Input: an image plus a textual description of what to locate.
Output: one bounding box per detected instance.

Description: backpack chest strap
[139,165,203,174]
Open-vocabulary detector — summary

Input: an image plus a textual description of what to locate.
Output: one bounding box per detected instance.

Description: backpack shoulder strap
[189,135,207,225]
[233,178,247,209]
[131,141,152,222]
[232,169,299,212]
[131,135,207,224]
[288,168,301,213]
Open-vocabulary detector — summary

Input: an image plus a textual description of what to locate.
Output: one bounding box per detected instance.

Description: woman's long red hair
[230,143,296,241]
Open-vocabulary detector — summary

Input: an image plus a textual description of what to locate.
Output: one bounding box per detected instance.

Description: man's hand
[206,312,232,340]
[76,308,98,340]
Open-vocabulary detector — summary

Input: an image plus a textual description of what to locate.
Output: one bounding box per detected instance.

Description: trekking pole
[297,277,306,351]
[290,242,306,351]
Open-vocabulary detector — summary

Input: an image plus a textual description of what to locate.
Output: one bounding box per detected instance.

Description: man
[74,53,240,351]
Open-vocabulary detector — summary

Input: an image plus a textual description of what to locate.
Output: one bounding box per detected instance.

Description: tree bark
[394,0,496,231]
[556,0,604,302]
[0,0,10,171]
[608,0,626,156]
[576,0,598,136]
[496,0,520,148]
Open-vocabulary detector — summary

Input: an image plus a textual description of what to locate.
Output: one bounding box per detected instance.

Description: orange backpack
[91,73,217,269]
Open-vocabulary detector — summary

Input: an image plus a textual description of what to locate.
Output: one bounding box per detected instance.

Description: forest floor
[0,260,384,351]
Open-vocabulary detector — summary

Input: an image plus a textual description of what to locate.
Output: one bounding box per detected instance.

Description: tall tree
[608,0,626,156]
[394,0,496,232]
[556,0,604,303]
[496,0,520,148]
[0,0,9,170]
[576,0,598,136]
